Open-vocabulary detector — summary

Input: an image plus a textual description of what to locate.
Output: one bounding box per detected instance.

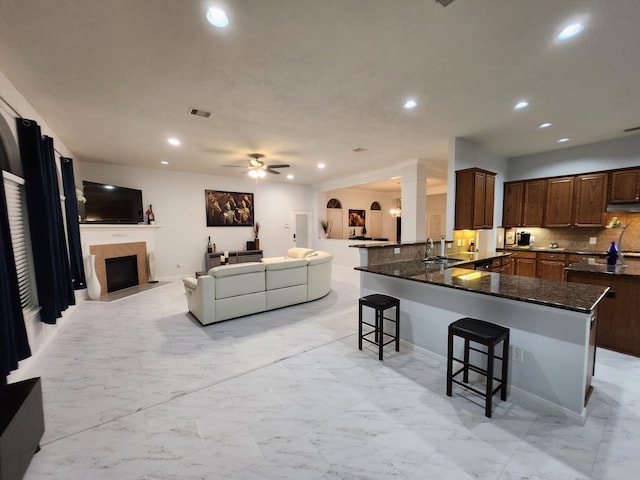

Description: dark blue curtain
[16,119,75,325]
[60,157,86,290]
[0,169,31,384]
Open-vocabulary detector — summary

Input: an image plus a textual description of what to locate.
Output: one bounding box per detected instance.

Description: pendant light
[390,182,402,217]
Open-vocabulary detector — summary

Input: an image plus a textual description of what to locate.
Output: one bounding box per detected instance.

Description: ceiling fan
[223,153,290,179]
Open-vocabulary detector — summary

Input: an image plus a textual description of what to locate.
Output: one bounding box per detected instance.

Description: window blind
[3,170,35,310]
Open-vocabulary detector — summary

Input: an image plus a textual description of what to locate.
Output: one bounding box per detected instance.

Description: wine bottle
[207,236,213,253]
[148,204,155,224]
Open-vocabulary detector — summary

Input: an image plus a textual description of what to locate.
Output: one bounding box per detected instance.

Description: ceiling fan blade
[266,164,290,169]
[221,164,248,168]
[265,168,281,174]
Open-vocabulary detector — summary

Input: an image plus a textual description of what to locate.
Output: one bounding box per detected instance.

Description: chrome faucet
[425,237,434,259]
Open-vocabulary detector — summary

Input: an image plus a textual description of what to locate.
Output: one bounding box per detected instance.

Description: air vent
[188,107,212,118]
[352,147,367,153]
[435,0,455,6]
[624,125,640,133]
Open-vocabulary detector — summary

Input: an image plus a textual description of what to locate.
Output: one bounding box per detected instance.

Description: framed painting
[348,209,366,227]
[205,190,254,227]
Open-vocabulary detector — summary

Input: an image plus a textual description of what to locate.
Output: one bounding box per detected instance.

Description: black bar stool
[358,294,400,360]
[446,317,510,418]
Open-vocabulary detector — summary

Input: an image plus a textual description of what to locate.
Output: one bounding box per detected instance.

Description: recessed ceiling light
[206,8,229,28]
[167,138,181,146]
[317,163,326,169]
[160,160,169,165]
[558,138,570,143]
[538,122,552,129]
[404,100,417,109]
[286,174,294,180]
[558,23,584,40]
[514,100,530,110]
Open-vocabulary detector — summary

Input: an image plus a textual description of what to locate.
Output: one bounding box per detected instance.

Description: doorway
[291,210,311,248]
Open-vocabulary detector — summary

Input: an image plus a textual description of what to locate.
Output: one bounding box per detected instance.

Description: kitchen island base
[360,271,597,419]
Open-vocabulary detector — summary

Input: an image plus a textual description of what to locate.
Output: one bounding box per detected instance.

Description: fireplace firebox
[105,255,139,292]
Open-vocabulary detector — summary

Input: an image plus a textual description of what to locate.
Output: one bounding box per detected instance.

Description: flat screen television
[82,181,143,224]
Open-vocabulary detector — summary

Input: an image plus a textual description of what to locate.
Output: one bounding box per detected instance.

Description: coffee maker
[517,231,531,246]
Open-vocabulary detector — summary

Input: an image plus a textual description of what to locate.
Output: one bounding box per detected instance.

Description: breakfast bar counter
[355,257,609,418]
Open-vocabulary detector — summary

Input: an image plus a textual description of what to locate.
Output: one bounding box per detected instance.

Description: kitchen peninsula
[567,261,640,358]
[354,243,609,418]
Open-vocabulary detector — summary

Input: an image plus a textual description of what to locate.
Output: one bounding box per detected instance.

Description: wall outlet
[589,237,597,245]
[394,247,400,254]
[457,239,462,246]
[530,235,536,243]
[462,239,466,246]
[447,242,452,249]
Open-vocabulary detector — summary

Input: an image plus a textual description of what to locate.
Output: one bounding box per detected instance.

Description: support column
[401,160,428,243]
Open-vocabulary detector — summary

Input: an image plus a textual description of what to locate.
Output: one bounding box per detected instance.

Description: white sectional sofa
[183,248,333,326]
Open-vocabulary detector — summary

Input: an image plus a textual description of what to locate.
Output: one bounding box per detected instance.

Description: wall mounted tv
[82,181,143,224]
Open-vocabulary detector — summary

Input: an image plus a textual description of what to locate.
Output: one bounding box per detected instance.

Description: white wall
[78,161,315,280]
[507,134,640,181]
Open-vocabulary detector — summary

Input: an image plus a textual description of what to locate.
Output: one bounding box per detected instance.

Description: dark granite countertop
[566,260,640,278]
[356,260,609,313]
[501,246,640,258]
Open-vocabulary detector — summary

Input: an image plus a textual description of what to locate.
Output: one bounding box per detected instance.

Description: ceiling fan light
[206,8,229,28]
[248,169,258,179]
[257,169,266,178]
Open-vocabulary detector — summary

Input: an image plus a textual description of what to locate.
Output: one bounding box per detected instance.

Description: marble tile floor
[16,265,640,479]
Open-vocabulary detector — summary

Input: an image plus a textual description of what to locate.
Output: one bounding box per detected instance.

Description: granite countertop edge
[356,261,609,314]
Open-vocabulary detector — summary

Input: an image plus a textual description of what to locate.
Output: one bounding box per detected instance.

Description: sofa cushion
[263,257,307,270]
[306,251,332,265]
[266,265,307,290]
[286,247,314,259]
[210,262,264,277]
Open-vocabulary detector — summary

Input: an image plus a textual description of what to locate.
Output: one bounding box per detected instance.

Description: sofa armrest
[183,275,216,325]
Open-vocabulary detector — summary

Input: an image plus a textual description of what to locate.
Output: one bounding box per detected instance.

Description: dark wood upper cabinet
[455,168,496,230]
[610,168,640,203]
[522,179,546,227]
[502,181,523,227]
[484,173,495,228]
[574,172,608,227]
[544,176,575,227]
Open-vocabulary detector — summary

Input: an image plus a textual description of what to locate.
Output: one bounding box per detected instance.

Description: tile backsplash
[507,212,640,253]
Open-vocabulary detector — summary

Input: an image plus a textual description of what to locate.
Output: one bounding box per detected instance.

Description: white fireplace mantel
[79,224,161,257]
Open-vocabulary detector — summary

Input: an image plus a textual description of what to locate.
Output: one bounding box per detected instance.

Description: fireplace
[106,255,139,292]
[89,241,149,294]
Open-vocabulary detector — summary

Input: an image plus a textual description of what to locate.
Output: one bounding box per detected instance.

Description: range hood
[606,203,640,213]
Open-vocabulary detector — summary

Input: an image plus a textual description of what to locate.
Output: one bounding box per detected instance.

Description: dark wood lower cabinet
[511,251,537,278]
[567,271,640,357]
[536,252,568,282]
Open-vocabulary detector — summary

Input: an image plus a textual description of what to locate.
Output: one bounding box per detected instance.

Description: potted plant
[320,219,331,238]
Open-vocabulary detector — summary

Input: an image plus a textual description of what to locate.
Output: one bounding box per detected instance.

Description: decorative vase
[254,238,260,250]
[85,254,101,300]
[148,251,158,283]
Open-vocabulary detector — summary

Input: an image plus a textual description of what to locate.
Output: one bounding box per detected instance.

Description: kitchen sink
[423,256,464,265]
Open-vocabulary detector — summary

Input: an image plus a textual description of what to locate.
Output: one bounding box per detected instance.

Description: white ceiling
[1,0,639,190]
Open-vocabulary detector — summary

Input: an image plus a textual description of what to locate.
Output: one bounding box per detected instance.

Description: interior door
[292,210,311,248]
